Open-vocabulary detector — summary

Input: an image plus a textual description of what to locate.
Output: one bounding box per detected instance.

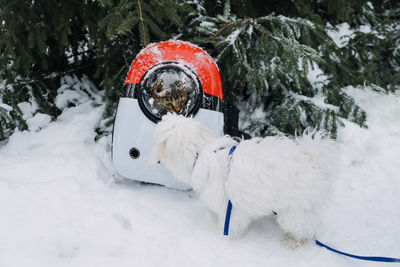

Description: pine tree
[0,0,105,139]
[342,0,400,92]
[0,0,399,141]
[187,0,369,137]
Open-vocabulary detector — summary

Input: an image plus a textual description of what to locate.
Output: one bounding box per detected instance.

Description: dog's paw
[281,234,309,249]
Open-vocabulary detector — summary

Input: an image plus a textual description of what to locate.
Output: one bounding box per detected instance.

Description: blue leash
[223,203,400,263]
[222,146,400,263]
[315,240,400,263]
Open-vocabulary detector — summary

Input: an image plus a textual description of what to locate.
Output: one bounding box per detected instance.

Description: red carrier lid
[124,40,223,100]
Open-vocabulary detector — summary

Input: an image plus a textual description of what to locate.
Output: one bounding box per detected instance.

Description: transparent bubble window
[138,63,202,122]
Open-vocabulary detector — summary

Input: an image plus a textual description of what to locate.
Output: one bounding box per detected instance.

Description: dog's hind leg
[219,207,253,238]
[275,207,319,248]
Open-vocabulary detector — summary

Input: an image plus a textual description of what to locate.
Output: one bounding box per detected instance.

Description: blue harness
[223,146,236,235]
[221,145,400,263]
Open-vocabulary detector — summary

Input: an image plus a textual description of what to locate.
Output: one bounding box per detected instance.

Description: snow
[226,28,242,46]
[307,61,329,89]
[26,112,52,132]
[1,84,400,266]
[17,101,38,120]
[290,92,339,112]
[199,21,216,28]
[327,23,354,48]
[0,103,12,112]
[327,22,380,48]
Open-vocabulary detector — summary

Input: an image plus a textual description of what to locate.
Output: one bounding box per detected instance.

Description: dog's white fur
[150,114,333,247]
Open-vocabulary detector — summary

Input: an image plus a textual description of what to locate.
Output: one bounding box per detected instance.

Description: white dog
[150,114,333,248]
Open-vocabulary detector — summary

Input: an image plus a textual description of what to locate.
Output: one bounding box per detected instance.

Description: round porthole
[137,62,203,123]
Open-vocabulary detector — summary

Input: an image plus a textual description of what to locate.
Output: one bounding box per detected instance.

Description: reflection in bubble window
[139,63,202,122]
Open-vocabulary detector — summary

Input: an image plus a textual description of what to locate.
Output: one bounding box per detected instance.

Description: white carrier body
[112,97,224,190]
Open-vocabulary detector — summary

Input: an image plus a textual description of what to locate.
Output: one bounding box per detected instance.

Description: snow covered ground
[0,86,399,267]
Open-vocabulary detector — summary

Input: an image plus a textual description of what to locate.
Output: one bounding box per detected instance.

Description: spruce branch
[153,0,183,28]
[98,0,113,8]
[214,20,246,37]
[137,0,147,46]
[98,0,186,46]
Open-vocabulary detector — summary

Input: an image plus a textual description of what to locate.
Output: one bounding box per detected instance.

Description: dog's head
[150,114,216,185]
